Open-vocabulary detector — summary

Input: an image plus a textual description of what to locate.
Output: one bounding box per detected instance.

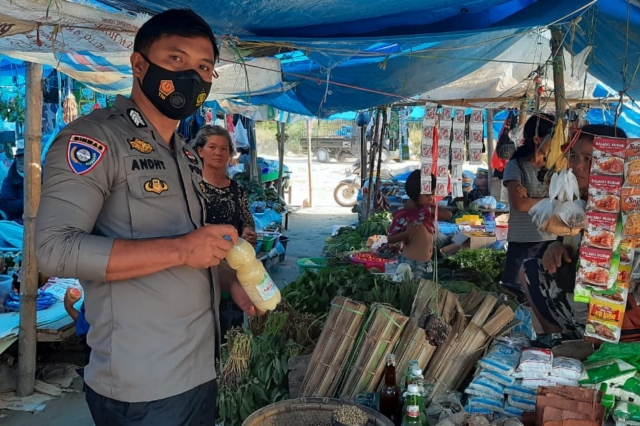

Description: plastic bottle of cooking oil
[225,238,281,311]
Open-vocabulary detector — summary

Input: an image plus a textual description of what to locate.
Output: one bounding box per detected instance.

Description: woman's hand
[542,241,572,274]
[515,183,528,198]
[241,227,258,245]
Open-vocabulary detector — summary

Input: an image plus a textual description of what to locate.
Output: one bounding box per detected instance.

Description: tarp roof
[0,1,638,118]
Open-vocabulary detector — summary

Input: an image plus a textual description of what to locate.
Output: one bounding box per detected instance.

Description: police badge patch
[183,148,198,165]
[127,108,147,128]
[67,135,107,175]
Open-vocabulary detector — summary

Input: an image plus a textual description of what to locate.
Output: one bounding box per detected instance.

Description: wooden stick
[17,62,43,397]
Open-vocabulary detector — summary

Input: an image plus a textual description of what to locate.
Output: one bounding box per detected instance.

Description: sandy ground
[1,155,418,425]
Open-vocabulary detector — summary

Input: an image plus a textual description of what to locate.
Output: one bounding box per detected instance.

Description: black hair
[406,170,436,202]
[192,125,235,155]
[134,9,220,60]
[510,113,556,161]
[577,124,627,141]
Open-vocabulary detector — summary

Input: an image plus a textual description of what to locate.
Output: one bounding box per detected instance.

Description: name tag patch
[131,158,165,171]
[67,135,107,175]
[144,178,169,194]
[128,138,154,154]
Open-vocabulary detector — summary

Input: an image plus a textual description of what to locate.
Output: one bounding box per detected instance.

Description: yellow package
[585,298,625,343]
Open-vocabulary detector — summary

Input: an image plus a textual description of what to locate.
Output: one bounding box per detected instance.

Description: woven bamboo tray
[242,397,393,426]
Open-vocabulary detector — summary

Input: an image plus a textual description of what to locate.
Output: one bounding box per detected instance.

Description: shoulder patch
[127,108,147,128]
[67,135,107,175]
[182,147,198,165]
[128,138,154,154]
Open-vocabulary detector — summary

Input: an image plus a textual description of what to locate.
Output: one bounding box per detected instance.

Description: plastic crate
[297,257,328,274]
[350,254,387,271]
[258,235,277,252]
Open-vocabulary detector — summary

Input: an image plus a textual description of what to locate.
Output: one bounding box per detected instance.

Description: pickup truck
[304,124,390,163]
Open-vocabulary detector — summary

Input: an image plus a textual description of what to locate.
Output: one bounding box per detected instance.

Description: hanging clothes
[177,111,205,143]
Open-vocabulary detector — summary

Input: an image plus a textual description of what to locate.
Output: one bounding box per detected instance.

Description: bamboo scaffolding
[395,282,461,382]
[423,293,514,398]
[339,304,408,400]
[301,297,368,397]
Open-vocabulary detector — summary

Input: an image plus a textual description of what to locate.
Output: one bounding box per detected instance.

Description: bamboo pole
[17,62,43,397]
[486,109,495,177]
[306,120,313,208]
[277,121,285,198]
[550,26,567,118]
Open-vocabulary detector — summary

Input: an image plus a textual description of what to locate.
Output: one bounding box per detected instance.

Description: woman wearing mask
[521,125,640,340]
[501,114,557,297]
[193,125,258,340]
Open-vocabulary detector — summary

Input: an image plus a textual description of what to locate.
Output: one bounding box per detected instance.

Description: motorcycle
[333,161,362,207]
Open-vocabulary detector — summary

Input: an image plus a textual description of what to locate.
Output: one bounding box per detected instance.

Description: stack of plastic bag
[466,335,528,417]
[5,289,56,312]
[529,169,587,236]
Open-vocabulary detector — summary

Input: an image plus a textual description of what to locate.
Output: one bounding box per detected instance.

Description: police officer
[35,9,256,425]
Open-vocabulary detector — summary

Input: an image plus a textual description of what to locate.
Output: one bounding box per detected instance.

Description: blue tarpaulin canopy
[0,1,638,117]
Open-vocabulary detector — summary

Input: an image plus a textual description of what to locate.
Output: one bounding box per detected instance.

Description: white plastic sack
[529,198,555,230]
[554,201,588,228]
[549,169,580,202]
[234,119,250,150]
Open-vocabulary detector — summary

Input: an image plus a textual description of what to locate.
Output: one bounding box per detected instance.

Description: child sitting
[387,170,451,279]
[63,287,91,382]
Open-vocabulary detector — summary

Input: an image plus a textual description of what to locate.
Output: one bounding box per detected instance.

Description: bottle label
[406,405,419,418]
[256,274,277,301]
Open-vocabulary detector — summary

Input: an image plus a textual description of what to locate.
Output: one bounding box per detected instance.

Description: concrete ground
[1,154,418,425]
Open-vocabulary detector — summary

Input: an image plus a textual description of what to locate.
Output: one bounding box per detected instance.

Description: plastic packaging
[466,396,503,412]
[478,369,516,387]
[614,401,640,423]
[529,198,555,231]
[225,238,281,311]
[516,348,553,373]
[579,359,637,387]
[478,342,522,376]
[465,375,505,399]
[550,357,583,381]
[505,380,538,399]
[506,394,536,412]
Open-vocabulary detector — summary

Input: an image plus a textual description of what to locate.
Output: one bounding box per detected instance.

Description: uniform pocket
[124,168,192,239]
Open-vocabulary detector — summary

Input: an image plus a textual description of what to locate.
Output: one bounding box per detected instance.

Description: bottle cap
[407,384,419,394]
[386,354,396,365]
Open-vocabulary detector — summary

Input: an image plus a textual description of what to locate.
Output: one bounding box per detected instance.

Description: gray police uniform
[35,95,220,403]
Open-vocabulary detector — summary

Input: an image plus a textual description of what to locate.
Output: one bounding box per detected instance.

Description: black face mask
[138,53,212,121]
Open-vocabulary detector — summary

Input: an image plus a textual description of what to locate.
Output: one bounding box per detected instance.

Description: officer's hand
[230,281,265,317]
[180,225,238,268]
[541,241,571,274]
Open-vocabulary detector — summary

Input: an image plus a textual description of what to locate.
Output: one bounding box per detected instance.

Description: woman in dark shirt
[192,125,257,341]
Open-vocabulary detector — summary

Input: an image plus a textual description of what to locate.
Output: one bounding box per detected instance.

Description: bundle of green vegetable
[441,248,506,283]
[282,265,419,317]
[322,213,392,266]
[217,304,321,425]
[234,172,287,213]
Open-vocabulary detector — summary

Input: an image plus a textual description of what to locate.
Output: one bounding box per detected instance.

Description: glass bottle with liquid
[379,353,401,424]
[225,238,281,311]
[401,385,423,426]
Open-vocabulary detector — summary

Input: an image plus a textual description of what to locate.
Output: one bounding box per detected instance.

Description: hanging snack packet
[585,298,625,343]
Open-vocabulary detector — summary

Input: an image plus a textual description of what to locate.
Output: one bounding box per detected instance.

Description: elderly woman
[193,125,257,244]
[192,125,258,340]
[521,124,640,342]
